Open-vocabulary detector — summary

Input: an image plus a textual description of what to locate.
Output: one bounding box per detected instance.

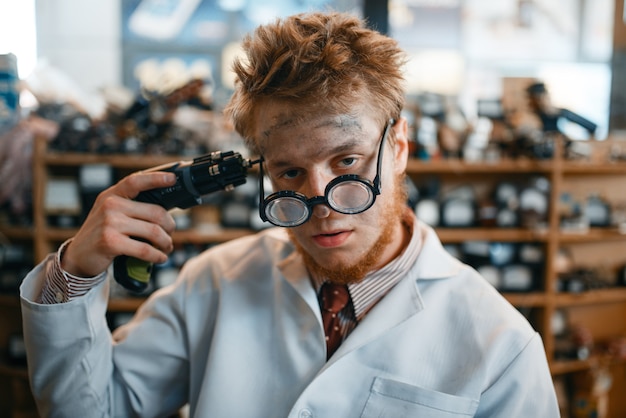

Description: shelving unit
[404,140,626,417]
[1,136,626,416]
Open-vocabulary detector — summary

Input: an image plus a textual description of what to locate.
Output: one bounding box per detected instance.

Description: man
[21,12,559,417]
[526,81,597,138]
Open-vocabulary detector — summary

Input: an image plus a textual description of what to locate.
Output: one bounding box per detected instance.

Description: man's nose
[306,169,332,219]
[304,168,330,197]
[312,203,331,219]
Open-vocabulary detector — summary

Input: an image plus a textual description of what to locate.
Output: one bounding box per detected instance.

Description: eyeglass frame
[258,118,395,227]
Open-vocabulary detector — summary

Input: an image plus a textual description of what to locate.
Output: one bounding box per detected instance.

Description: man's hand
[60,171,178,277]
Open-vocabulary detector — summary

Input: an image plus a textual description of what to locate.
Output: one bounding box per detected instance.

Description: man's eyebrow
[316,140,363,157]
[267,139,365,169]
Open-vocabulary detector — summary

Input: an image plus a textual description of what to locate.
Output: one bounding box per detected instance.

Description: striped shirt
[311,209,423,346]
[38,239,107,304]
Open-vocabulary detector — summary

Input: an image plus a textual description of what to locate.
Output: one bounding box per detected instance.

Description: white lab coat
[20,222,559,418]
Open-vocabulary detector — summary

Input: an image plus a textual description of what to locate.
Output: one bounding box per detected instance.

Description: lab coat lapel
[330,223,463,362]
[330,270,422,362]
[277,251,320,319]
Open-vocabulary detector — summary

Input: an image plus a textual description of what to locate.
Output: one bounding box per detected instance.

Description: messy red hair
[224,11,407,153]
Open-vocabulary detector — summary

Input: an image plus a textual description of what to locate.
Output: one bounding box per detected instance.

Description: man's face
[254,103,410,283]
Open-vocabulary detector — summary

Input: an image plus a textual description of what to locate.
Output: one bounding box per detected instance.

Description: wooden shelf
[550,356,626,376]
[562,161,626,175]
[0,362,28,380]
[555,288,626,307]
[405,158,554,174]
[43,227,254,245]
[435,227,549,243]
[44,228,74,242]
[503,292,547,307]
[108,297,145,312]
[0,225,34,240]
[559,228,626,243]
[550,358,596,375]
[43,151,182,169]
[0,294,21,308]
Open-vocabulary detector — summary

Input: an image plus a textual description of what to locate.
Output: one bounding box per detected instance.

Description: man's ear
[392,117,409,174]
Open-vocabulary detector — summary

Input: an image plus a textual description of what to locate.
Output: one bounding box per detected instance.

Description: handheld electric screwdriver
[112,151,259,292]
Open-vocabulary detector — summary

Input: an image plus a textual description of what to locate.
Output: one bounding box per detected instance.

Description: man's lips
[312,230,351,247]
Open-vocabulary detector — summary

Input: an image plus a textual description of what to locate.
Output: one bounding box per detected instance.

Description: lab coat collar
[412,220,465,280]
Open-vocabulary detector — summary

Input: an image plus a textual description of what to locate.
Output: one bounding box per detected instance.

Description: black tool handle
[113,151,254,292]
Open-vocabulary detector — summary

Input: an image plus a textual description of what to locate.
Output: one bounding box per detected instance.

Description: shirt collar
[311,208,423,320]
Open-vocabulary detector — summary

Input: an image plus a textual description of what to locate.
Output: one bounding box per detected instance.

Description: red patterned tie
[320,283,350,359]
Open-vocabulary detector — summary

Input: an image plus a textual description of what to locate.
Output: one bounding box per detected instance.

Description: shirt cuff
[38,239,107,304]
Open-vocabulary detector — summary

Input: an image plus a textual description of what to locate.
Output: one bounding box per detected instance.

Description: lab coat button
[299,408,313,418]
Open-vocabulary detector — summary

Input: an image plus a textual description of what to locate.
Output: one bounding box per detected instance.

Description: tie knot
[321,283,350,313]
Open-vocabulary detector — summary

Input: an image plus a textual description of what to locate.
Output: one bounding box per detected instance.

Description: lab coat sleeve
[20,255,114,418]
[21,254,194,418]
[475,332,560,417]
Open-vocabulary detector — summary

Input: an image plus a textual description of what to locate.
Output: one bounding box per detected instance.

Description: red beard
[289,174,409,285]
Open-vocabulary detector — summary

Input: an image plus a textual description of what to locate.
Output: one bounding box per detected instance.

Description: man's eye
[339,157,357,168]
[282,169,300,179]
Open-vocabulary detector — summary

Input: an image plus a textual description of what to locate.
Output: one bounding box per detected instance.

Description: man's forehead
[261,114,363,136]
[257,113,369,154]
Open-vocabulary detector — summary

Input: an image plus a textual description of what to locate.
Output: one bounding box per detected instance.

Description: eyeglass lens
[327,180,374,213]
[266,196,310,226]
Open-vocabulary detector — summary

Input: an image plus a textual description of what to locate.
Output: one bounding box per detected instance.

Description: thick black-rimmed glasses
[258,119,395,227]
